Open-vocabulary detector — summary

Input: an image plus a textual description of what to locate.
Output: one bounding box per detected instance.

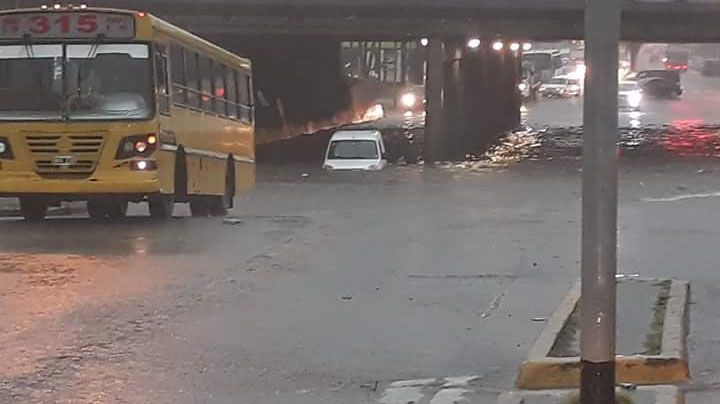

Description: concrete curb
[516,278,690,389]
[497,385,684,404]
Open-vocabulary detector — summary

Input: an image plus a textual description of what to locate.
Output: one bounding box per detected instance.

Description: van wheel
[19,197,48,222]
[149,194,174,220]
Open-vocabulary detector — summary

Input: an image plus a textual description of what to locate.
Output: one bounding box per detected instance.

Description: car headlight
[400,93,417,108]
[0,137,13,159]
[518,83,528,92]
[628,91,642,107]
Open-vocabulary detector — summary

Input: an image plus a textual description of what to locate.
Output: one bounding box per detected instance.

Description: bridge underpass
[10,0,720,161]
[10,0,720,162]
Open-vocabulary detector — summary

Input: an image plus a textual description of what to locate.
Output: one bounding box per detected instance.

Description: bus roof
[0,6,251,70]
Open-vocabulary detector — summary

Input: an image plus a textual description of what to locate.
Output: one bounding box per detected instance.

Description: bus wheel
[208,196,227,217]
[149,194,174,220]
[208,162,234,217]
[19,197,48,222]
[108,200,128,220]
[189,196,210,217]
[88,198,127,221]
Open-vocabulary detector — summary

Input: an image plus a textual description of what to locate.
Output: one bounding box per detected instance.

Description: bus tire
[107,200,128,220]
[224,158,235,210]
[174,148,188,203]
[189,196,210,217]
[208,195,227,217]
[149,194,174,220]
[88,198,127,221]
[19,197,48,222]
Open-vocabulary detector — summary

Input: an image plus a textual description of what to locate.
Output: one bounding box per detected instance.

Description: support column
[460,44,489,153]
[425,38,447,162]
[443,39,465,159]
[626,42,643,72]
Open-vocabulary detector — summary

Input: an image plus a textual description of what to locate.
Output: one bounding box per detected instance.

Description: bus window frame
[154,43,171,116]
[165,41,253,124]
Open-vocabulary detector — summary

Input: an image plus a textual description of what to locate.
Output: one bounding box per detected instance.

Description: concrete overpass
[7,1,720,159]
[13,0,720,42]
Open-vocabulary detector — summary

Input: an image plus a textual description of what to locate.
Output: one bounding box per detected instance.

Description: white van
[323,130,387,171]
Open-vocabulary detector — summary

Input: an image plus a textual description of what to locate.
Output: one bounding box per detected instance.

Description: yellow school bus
[0,6,255,221]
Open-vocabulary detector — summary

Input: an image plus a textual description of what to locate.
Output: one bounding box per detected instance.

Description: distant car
[618,81,643,111]
[664,48,689,72]
[538,76,582,98]
[323,130,387,171]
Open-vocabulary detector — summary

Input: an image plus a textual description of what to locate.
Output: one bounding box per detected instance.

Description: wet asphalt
[4,62,720,404]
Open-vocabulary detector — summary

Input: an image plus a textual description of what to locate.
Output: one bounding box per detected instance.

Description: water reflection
[537,121,720,159]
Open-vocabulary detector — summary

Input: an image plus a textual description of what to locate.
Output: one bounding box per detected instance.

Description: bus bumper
[0,171,162,197]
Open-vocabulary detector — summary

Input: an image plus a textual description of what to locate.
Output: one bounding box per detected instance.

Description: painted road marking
[643,191,720,202]
[379,386,424,404]
[429,388,470,404]
[377,376,483,404]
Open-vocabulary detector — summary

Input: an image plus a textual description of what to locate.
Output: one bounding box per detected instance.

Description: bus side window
[154,46,170,115]
[185,51,200,109]
[213,63,227,117]
[225,67,238,119]
[237,71,252,124]
[170,44,186,105]
[199,56,213,113]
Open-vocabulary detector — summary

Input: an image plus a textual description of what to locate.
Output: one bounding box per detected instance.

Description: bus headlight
[0,137,13,159]
[401,93,418,108]
[116,134,158,159]
[131,160,158,171]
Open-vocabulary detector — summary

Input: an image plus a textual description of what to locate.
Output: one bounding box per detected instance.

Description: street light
[509,42,521,52]
[467,38,481,49]
[492,41,504,52]
[420,38,429,47]
[523,43,533,51]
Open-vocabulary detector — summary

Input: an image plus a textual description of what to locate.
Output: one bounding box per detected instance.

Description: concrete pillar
[425,38,447,162]
[459,44,488,154]
[443,39,466,159]
[626,42,643,72]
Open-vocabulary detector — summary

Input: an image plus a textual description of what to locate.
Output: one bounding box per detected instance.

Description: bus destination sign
[0,13,136,40]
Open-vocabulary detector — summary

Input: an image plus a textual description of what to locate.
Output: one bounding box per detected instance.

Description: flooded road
[6,50,720,403]
[3,155,720,402]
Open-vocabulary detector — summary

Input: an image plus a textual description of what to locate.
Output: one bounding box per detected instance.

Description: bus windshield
[0,43,152,121]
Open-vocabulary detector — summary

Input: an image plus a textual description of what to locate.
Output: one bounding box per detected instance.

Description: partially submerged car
[626,70,682,99]
[323,130,387,171]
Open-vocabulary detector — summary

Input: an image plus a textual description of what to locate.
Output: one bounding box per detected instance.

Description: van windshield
[328,140,379,160]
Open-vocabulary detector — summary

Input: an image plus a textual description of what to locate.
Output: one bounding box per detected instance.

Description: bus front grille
[25,134,105,175]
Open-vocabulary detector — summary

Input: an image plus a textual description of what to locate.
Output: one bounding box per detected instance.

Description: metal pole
[581,0,620,402]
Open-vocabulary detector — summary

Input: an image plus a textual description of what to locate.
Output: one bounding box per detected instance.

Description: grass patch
[643,280,672,355]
